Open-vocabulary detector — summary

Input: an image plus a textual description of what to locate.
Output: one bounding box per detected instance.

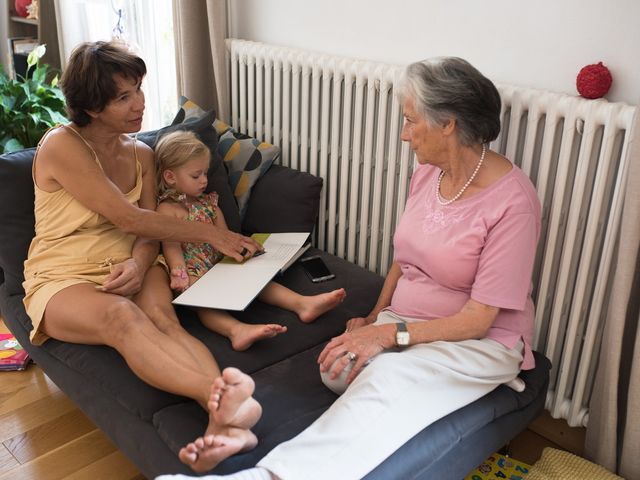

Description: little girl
[155,130,346,351]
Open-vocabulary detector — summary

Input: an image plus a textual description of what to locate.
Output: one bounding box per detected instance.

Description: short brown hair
[60,41,147,126]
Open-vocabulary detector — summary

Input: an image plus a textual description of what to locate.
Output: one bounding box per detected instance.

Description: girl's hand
[170,266,189,292]
[317,323,395,385]
[100,258,144,296]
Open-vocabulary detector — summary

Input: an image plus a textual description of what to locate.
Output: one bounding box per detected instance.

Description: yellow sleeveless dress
[23,126,143,346]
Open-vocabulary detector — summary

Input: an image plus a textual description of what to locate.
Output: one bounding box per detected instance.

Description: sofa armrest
[0,148,36,295]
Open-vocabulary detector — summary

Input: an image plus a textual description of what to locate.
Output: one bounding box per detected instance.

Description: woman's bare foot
[297,288,347,323]
[209,367,262,429]
[229,323,287,351]
[178,368,262,472]
[178,430,258,473]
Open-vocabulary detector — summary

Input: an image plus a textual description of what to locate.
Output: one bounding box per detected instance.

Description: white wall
[229,0,640,106]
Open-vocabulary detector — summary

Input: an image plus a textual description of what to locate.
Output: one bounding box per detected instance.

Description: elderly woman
[22,40,263,470]
[158,56,541,480]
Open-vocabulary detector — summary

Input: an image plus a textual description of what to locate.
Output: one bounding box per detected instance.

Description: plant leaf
[1,94,16,111]
[0,56,67,150]
[2,138,25,153]
[32,65,47,86]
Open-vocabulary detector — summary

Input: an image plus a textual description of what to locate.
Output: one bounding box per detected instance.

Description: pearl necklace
[436,144,486,206]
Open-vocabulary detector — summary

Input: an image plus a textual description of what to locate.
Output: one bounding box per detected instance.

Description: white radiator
[226,38,638,428]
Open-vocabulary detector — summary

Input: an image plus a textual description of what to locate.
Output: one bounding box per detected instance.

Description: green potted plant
[0,45,68,154]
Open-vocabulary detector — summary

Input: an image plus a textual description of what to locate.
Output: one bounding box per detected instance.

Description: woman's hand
[210,228,263,262]
[345,315,375,332]
[100,258,144,296]
[318,323,395,385]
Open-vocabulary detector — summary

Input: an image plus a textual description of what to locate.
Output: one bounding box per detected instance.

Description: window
[54,0,177,129]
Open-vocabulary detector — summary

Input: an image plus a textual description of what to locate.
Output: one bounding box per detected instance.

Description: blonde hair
[155,130,211,194]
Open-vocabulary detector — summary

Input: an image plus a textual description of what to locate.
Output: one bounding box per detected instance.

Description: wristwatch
[395,322,410,347]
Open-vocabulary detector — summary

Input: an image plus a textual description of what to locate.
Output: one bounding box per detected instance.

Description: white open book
[173,232,310,311]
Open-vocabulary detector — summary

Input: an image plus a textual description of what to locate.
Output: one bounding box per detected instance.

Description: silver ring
[346,351,357,362]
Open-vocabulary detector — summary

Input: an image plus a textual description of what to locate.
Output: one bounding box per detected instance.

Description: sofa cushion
[242,165,323,235]
[152,345,551,476]
[0,148,36,295]
[137,109,242,233]
[178,248,384,373]
[214,120,280,219]
[6,249,382,422]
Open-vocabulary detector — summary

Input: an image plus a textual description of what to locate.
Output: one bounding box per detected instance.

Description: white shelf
[10,16,38,26]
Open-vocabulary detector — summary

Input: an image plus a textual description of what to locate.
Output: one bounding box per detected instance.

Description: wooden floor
[0,317,586,479]
[0,319,144,480]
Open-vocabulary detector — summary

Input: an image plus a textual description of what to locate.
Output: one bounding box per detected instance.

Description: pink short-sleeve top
[389,162,541,370]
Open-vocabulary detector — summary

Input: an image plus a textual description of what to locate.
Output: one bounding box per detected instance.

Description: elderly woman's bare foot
[178,430,258,473]
[298,288,347,323]
[229,323,287,351]
[209,367,262,430]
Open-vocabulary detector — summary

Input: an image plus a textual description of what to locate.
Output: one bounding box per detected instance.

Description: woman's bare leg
[197,308,286,352]
[258,282,346,323]
[134,265,220,375]
[43,277,261,472]
[42,283,213,406]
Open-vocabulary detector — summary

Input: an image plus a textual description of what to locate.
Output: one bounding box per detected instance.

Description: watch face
[396,331,410,346]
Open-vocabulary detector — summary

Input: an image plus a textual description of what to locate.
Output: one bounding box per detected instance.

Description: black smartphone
[300,255,335,283]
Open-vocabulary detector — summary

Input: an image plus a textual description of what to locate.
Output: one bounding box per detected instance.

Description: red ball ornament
[14,0,32,17]
[576,62,612,99]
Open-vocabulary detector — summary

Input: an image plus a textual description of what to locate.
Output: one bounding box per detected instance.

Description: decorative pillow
[0,148,37,295]
[172,96,208,123]
[214,119,280,218]
[242,165,323,235]
[137,104,242,233]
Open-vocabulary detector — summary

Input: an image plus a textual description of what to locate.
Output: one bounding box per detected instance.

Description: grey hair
[397,57,501,146]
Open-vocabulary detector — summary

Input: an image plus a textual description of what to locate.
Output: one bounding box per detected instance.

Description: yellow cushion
[528,448,623,480]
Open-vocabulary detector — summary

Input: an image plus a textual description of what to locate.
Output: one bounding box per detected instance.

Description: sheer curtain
[53,0,177,129]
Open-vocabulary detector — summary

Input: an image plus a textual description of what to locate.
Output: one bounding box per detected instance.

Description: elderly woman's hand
[318,323,395,385]
[210,228,263,262]
[100,258,145,296]
[345,315,375,332]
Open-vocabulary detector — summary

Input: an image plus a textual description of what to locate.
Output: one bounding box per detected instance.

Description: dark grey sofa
[0,116,550,479]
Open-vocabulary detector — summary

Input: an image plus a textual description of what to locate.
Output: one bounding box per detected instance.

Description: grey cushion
[242,165,323,234]
[22,249,381,424]
[0,148,36,295]
[152,340,551,476]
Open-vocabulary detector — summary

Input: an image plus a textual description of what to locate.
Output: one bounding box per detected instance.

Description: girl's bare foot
[298,288,347,323]
[178,429,258,473]
[229,323,287,351]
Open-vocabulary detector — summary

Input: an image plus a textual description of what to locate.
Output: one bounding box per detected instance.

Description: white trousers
[258,317,523,480]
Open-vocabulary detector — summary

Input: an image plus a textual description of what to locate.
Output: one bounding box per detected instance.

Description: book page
[173,232,310,311]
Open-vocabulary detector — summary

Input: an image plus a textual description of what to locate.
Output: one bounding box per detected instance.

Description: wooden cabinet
[5,0,60,76]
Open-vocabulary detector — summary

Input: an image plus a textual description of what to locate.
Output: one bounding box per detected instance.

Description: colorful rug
[465,452,531,479]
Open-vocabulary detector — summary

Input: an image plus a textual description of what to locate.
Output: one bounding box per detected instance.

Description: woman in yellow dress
[22,40,263,469]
